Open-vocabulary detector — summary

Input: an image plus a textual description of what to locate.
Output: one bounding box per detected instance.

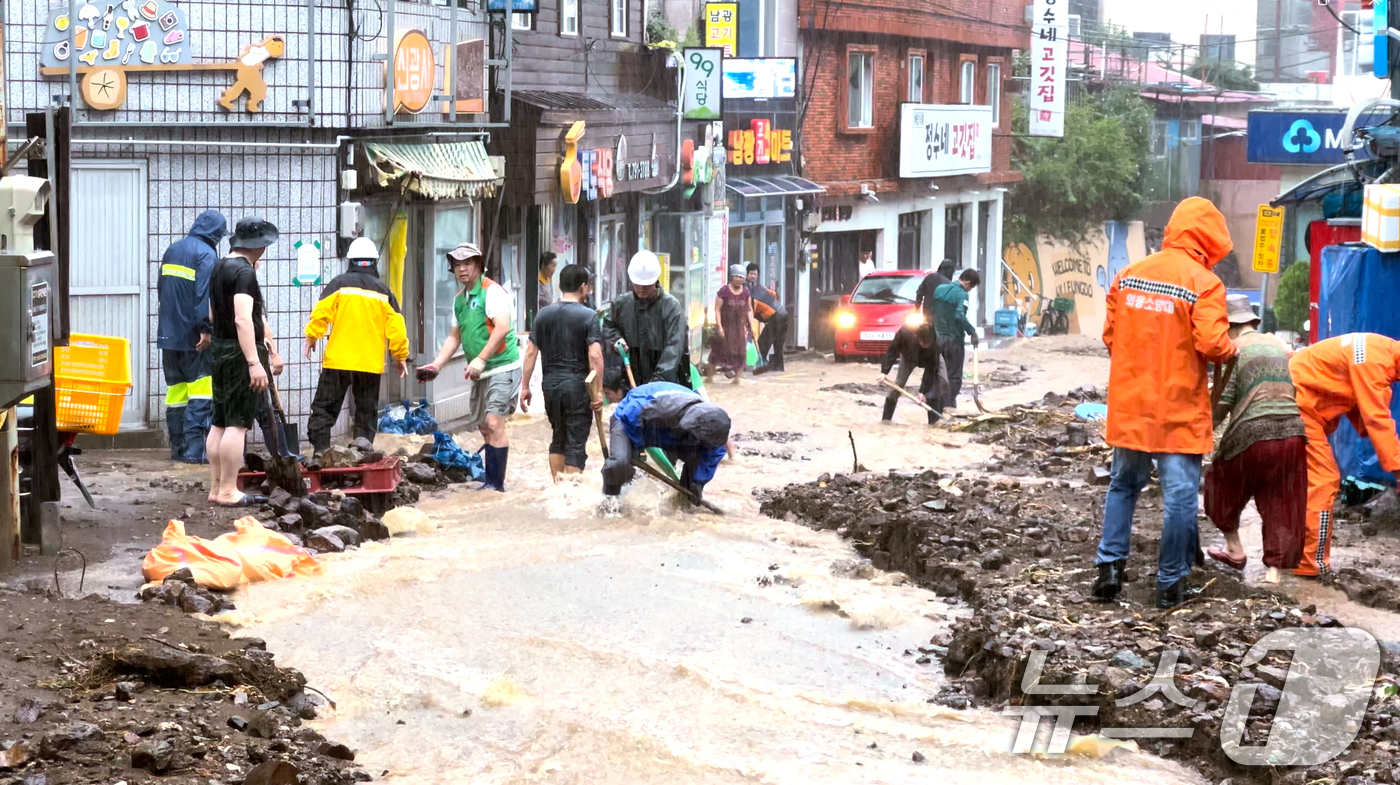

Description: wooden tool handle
[879,377,934,412]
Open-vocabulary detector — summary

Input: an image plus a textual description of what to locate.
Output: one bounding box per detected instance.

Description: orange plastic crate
[52,334,132,435]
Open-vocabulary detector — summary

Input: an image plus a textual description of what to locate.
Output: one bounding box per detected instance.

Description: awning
[365,141,504,201]
[726,174,826,199]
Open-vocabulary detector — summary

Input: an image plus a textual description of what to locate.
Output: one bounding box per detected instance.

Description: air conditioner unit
[1068,14,1081,38]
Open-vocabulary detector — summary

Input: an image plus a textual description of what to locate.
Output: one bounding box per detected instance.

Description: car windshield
[850,276,920,304]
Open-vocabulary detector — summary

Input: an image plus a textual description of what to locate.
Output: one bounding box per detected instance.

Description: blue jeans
[1095,448,1203,590]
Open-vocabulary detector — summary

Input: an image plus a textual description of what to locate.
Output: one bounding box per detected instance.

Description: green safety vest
[454,277,519,371]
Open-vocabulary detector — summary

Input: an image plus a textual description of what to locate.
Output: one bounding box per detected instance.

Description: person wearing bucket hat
[602,250,691,389]
[1201,294,1305,585]
[709,264,756,384]
[303,237,410,456]
[420,241,521,491]
[206,217,282,507]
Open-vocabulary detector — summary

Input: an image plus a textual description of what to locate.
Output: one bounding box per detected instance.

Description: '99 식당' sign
[898,104,994,178]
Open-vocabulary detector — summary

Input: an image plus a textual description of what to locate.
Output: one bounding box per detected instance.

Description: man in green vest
[420,242,522,491]
[932,269,981,410]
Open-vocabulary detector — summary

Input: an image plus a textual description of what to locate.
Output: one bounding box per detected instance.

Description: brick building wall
[799,34,1017,194]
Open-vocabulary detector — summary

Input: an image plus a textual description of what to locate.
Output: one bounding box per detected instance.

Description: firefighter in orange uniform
[1288,333,1400,577]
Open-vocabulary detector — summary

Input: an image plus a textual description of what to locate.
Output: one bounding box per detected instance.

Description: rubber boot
[881,397,898,421]
[481,445,508,492]
[1156,578,1199,609]
[1091,559,1125,602]
[166,406,186,461]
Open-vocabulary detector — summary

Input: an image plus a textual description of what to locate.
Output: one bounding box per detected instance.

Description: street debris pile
[0,589,367,785]
[261,490,391,551]
[961,386,1112,480]
[760,470,1400,784]
[732,431,815,462]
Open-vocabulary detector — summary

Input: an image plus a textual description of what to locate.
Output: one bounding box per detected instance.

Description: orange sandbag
[215,517,323,583]
[141,520,245,590]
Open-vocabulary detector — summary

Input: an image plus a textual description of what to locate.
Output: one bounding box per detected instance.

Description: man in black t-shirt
[206,218,282,507]
[914,258,956,326]
[521,264,605,481]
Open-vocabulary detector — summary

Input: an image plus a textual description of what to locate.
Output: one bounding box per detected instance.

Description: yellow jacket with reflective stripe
[305,268,410,374]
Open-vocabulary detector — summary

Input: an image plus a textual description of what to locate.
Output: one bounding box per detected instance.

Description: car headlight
[904,312,924,327]
[836,311,856,328]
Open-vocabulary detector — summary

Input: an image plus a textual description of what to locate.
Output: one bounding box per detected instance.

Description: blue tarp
[1317,244,1400,485]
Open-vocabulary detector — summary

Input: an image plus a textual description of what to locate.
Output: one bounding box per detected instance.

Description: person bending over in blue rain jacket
[601,373,731,502]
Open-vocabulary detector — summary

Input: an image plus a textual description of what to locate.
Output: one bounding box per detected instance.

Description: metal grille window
[986,63,1001,125]
[847,51,873,129]
[561,0,579,35]
[960,60,976,104]
[907,54,924,103]
[612,0,627,37]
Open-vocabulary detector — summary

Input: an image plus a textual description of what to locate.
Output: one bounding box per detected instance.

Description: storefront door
[898,212,923,271]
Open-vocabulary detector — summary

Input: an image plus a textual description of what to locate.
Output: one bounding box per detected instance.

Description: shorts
[211,338,267,430]
[543,375,592,469]
[464,366,521,431]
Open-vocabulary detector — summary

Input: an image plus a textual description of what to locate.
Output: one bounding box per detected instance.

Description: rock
[163,567,195,585]
[1255,664,1289,690]
[38,721,105,757]
[922,499,949,512]
[130,739,174,773]
[296,499,332,530]
[1193,630,1219,649]
[357,514,390,542]
[0,741,30,770]
[1086,466,1111,486]
[1110,650,1148,670]
[320,444,361,469]
[402,462,441,486]
[105,640,241,688]
[350,436,375,453]
[12,698,41,724]
[1367,490,1400,530]
[247,710,279,739]
[308,525,360,553]
[336,496,365,525]
[179,592,214,615]
[266,487,295,515]
[228,716,249,732]
[1247,683,1282,715]
[317,742,356,761]
[244,760,300,785]
[382,507,432,536]
[912,750,926,762]
[114,682,141,702]
[980,549,1009,570]
[274,513,303,533]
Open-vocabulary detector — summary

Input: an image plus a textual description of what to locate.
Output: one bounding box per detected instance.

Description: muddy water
[232,355,1202,783]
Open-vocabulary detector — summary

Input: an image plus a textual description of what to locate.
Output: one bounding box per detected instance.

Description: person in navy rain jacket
[600,375,731,502]
[156,210,227,463]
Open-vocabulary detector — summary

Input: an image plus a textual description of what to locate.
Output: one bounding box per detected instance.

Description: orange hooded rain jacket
[1102,197,1237,454]
[1290,333,1400,474]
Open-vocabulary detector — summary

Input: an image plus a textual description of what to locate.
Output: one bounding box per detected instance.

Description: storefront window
[597,215,627,306]
[433,205,477,353]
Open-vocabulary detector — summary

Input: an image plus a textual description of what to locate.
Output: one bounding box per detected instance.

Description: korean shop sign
[1029,0,1067,137]
[898,104,993,178]
[728,119,792,166]
[704,3,737,57]
[683,48,722,120]
[392,29,435,114]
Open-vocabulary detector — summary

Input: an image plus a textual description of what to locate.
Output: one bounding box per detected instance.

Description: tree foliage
[1005,85,1153,249]
[1274,260,1310,335]
[1186,59,1259,92]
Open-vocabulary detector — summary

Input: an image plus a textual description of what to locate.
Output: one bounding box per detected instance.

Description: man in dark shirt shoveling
[521,264,605,482]
[878,322,946,425]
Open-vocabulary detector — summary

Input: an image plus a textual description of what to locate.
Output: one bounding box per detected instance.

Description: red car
[833,271,925,360]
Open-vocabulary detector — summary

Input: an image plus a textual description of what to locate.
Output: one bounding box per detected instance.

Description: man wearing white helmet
[303,237,410,455]
[602,250,690,389]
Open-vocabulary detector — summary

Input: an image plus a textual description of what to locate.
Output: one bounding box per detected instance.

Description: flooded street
[228,341,1201,783]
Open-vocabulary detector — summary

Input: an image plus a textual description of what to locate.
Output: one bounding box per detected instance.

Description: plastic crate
[994,308,1019,336]
[238,457,403,499]
[52,334,132,436]
[1052,296,1076,314]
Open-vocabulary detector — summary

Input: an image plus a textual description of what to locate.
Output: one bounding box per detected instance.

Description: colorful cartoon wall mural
[1001,221,1147,338]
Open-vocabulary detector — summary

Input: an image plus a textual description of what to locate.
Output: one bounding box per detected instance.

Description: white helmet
[346,236,379,264]
[628,250,662,286]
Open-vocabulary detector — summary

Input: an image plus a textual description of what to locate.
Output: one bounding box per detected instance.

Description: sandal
[1206,548,1247,570]
[216,493,268,508]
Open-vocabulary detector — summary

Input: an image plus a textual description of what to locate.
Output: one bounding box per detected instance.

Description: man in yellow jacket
[303,237,410,454]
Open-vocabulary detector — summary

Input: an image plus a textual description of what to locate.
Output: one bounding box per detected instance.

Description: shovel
[972,347,988,413]
[263,372,307,496]
[587,370,609,461]
[632,457,722,516]
[617,340,639,389]
[879,377,934,412]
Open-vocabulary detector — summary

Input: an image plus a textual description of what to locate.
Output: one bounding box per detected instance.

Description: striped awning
[365,141,504,201]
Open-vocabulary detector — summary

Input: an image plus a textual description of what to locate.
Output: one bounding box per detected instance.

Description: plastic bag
[141,520,245,590]
[379,399,439,436]
[433,431,486,480]
[382,506,435,536]
[378,402,412,435]
[407,399,438,435]
[214,517,322,582]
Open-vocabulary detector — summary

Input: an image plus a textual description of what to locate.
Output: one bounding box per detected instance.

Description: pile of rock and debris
[0,590,367,784]
[759,470,1400,784]
[732,431,815,462]
[963,387,1112,480]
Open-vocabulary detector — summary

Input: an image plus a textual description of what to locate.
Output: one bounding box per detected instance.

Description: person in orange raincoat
[1288,333,1400,577]
[1093,197,1238,609]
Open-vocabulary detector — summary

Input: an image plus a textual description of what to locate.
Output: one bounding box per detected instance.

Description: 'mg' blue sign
[1246,110,1366,165]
